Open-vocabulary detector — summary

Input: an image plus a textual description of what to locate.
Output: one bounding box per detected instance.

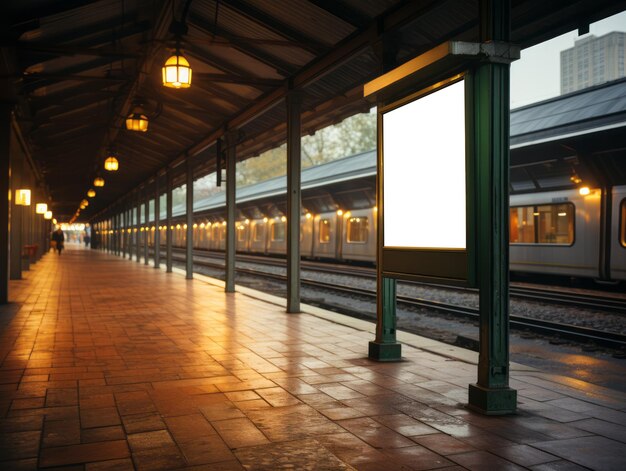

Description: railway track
[181,249,626,315]
[162,249,626,350]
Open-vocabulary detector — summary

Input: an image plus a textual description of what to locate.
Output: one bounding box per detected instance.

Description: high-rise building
[560,31,625,94]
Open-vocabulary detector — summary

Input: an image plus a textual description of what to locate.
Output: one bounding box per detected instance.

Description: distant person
[51,228,65,255]
[84,233,91,247]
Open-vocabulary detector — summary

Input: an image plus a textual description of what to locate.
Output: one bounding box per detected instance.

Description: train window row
[510,203,574,245]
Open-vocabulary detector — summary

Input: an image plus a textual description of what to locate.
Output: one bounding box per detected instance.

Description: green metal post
[166,168,173,273]
[185,155,194,279]
[154,175,161,269]
[468,0,517,415]
[370,109,401,361]
[0,104,11,303]
[286,91,301,313]
[225,131,236,293]
[369,276,401,360]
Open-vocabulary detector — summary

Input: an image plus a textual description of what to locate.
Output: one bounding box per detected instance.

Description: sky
[510,10,626,108]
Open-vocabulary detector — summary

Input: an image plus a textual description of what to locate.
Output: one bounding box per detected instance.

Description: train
[136,179,626,283]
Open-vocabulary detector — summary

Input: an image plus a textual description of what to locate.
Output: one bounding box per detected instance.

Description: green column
[286,91,302,313]
[369,276,401,360]
[166,168,173,272]
[225,131,237,293]
[468,0,517,415]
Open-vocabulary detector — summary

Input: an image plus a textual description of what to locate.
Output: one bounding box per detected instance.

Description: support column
[144,188,149,265]
[166,168,173,273]
[468,0,517,415]
[185,156,194,279]
[0,104,11,303]
[370,105,401,361]
[369,277,401,360]
[9,142,23,279]
[225,133,236,292]
[154,175,161,269]
[135,192,141,263]
[286,92,301,313]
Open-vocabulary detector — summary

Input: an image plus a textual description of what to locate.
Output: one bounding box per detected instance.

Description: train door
[249,220,267,254]
[236,221,250,252]
[301,215,314,257]
[313,212,338,259]
[267,218,287,254]
[341,208,376,262]
[610,185,626,281]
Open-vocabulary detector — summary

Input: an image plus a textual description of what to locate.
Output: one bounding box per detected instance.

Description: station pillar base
[468,383,517,415]
[368,341,401,362]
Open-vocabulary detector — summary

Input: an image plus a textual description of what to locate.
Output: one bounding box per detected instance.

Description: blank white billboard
[383,79,466,249]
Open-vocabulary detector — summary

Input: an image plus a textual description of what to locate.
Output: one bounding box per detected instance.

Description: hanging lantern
[104,156,119,172]
[52,218,57,224]
[44,211,52,220]
[81,199,89,207]
[36,203,48,214]
[87,189,96,198]
[15,189,31,206]
[162,51,192,88]
[126,111,149,132]
[94,177,105,187]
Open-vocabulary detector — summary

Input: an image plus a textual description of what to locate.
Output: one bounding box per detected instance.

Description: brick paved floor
[0,245,625,470]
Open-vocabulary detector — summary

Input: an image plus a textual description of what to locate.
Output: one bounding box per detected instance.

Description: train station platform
[1,246,625,470]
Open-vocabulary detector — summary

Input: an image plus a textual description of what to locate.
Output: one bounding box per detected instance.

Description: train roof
[169,149,377,217]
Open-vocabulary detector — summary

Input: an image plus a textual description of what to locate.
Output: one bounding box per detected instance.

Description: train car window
[509,207,535,243]
[347,217,369,243]
[253,224,265,242]
[319,219,331,243]
[510,203,574,244]
[619,199,626,247]
[271,222,285,242]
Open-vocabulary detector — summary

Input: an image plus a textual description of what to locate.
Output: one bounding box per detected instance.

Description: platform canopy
[2,0,625,221]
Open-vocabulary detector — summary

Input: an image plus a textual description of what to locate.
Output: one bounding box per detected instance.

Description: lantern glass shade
[162,53,192,88]
[52,218,57,224]
[81,199,89,206]
[44,211,52,220]
[104,157,119,171]
[87,189,96,197]
[36,203,48,214]
[94,177,105,187]
[15,189,31,206]
[126,112,149,132]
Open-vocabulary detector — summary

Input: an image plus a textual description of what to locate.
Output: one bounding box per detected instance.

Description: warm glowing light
[533,212,539,216]
[44,211,52,220]
[305,213,312,219]
[245,219,250,225]
[263,217,268,223]
[199,223,205,228]
[193,223,198,228]
[281,216,287,222]
[336,209,343,216]
[15,189,31,206]
[222,221,227,226]
[558,212,567,217]
[176,224,181,229]
[162,53,192,88]
[36,203,47,214]
[81,199,89,206]
[183,224,187,229]
[52,218,57,224]
[151,226,155,231]
[94,177,105,187]
[126,112,149,132]
[87,189,96,197]
[104,156,119,172]
[579,186,590,196]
